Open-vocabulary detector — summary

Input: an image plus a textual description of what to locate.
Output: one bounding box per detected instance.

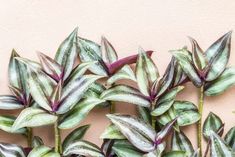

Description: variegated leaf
[32,136,44,148]
[101,36,118,64]
[100,124,125,140]
[171,131,194,156]
[107,114,156,152]
[152,86,184,116]
[0,142,26,157]
[205,67,235,96]
[0,115,27,135]
[100,85,150,107]
[210,131,235,157]
[28,146,60,157]
[225,126,235,150]
[136,47,159,96]
[38,52,63,82]
[206,31,232,81]
[54,28,78,80]
[137,106,152,124]
[0,95,23,110]
[171,48,202,87]
[62,125,90,149]
[56,75,102,114]
[12,107,57,131]
[203,112,223,140]
[59,97,104,129]
[63,140,104,157]
[163,151,187,157]
[143,143,166,157]
[78,36,109,76]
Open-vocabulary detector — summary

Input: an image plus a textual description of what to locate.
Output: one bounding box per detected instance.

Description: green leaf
[171,48,202,87]
[143,143,166,157]
[0,142,26,157]
[59,97,104,129]
[101,36,118,64]
[152,86,184,116]
[205,67,235,96]
[100,124,125,140]
[203,112,223,140]
[113,140,142,157]
[62,125,90,149]
[63,140,104,157]
[224,126,235,150]
[210,131,235,157]
[28,146,60,157]
[78,36,108,76]
[163,151,187,157]
[136,47,159,96]
[54,28,78,80]
[107,114,156,152]
[56,75,103,114]
[100,85,150,107]
[137,106,152,124]
[189,37,207,70]
[0,115,27,135]
[0,95,23,110]
[107,65,136,85]
[206,31,232,81]
[32,136,44,148]
[171,131,194,156]
[12,107,57,131]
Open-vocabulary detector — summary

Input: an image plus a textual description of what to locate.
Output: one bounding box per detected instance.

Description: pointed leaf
[0,142,26,157]
[203,112,223,140]
[56,75,102,114]
[32,136,44,148]
[113,140,142,157]
[206,31,232,81]
[63,140,104,157]
[50,81,62,111]
[59,97,104,129]
[136,47,159,96]
[12,107,57,131]
[137,106,152,124]
[205,67,235,96]
[54,28,78,80]
[101,36,118,64]
[224,126,235,150]
[62,125,90,149]
[163,151,187,157]
[171,48,202,87]
[28,146,60,157]
[107,114,156,152]
[0,95,23,110]
[100,85,150,107]
[143,143,166,157]
[100,124,126,140]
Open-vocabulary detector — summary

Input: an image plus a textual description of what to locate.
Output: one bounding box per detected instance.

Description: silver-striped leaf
[0,142,26,157]
[100,124,125,140]
[28,145,60,157]
[101,36,118,64]
[0,95,23,110]
[137,106,152,124]
[32,136,44,148]
[163,151,187,157]
[224,126,235,151]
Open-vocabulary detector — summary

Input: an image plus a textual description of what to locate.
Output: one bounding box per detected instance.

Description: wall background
[0,0,235,155]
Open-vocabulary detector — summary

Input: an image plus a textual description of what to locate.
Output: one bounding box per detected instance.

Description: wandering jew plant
[0,28,234,157]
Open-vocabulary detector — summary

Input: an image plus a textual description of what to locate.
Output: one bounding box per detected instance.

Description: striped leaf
[78,36,109,76]
[107,65,136,85]
[163,151,187,157]
[101,36,118,64]
[189,37,207,70]
[100,85,151,107]
[205,67,235,96]
[32,136,44,148]
[107,114,156,152]
[38,52,63,82]
[54,28,78,80]
[172,58,188,87]
[137,106,152,124]
[56,75,102,114]
[12,107,57,131]
[136,47,159,96]
[171,131,194,156]
[62,125,90,149]
[63,140,104,157]
[206,31,232,81]
[0,142,26,157]
[0,115,27,135]
[203,112,223,140]
[171,48,202,87]
[210,131,235,157]
[143,143,166,157]
[152,86,184,116]
[28,146,60,157]
[8,50,29,100]
[0,95,23,110]
[59,97,104,129]
[113,140,142,157]
[100,124,125,140]
[225,127,235,150]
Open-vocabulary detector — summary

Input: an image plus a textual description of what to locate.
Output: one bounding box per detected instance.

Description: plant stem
[110,101,115,114]
[27,127,32,147]
[54,120,62,154]
[198,85,204,157]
